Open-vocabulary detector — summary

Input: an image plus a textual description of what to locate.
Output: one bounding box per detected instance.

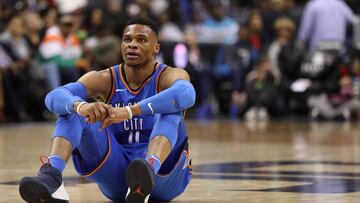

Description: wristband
[125,106,133,119]
[76,102,87,115]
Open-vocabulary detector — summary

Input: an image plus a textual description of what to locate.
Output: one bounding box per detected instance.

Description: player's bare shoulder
[158,66,190,91]
[78,68,113,100]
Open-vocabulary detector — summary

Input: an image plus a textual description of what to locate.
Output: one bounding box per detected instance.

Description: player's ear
[154,43,160,54]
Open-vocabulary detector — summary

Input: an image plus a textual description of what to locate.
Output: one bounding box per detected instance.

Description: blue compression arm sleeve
[149,112,182,149]
[45,82,87,115]
[138,80,196,115]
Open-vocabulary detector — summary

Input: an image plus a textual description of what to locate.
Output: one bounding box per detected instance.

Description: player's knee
[45,87,82,115]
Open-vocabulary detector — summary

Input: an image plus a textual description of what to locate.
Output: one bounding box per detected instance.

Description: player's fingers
[98,104,108,120]
[101,102,112,115]
[93,107,102,122]
[100,117,112,130]
[106,106,116,118]
[105,116,116,128]
[103,120,114,129]
[102,103,112,109]
[87,109,96,123]
[93,103,103,122]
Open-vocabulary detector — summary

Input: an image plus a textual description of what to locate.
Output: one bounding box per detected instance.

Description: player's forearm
[45,82,87,115]
[132,80,196,116]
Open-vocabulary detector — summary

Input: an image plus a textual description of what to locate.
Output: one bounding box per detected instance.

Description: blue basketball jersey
[106,63,187,158]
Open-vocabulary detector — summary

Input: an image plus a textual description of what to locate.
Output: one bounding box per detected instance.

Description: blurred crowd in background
[0,0,360,123]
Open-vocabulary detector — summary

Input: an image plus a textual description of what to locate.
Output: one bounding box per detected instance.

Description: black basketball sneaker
[125,158,156,203]
[19,162,69,203]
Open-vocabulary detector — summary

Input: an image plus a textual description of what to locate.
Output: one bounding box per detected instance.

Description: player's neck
[124,61,156,86]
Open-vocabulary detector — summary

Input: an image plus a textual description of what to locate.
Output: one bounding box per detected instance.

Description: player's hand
[76,102,112,123]
[99,107,130,130]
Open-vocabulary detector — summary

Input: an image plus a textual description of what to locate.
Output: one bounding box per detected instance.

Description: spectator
[243,55,282,121]
[158,11,184,42]
[187,0,239,45]
[262,0,288,42]
[23,11,43,55]
[268,17,296,72]
[126,0,156,20]
[42,8,59,35]
[0,15,30,61]
[0,42,13,122]
[183,11,214,118]
[84,8,105,37]
[0,3,13,32]
[261,0,300,42]
[308,52,360,120]
[39,7,59,39]
[38,15,85,91]
[23,11,50,120]
[297,0,355,53]
[248,10,266,60]
[270,17,304,113]
[204,0,238,44]
[0,15,31,121]
[84,22,120,69]
[184,9,205,43]
[103,0,128,37]
[0,0,358,122]
[229,24,254,118]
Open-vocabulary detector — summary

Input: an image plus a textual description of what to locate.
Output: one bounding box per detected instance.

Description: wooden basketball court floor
[1,120,360,202]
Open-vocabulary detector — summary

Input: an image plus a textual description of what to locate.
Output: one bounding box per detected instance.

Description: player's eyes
[123,37,147,43]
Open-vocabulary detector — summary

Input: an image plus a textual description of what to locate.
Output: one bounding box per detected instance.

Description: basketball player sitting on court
[19,18,196,203]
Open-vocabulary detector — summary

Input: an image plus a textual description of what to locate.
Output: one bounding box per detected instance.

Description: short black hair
[124,17,159,37]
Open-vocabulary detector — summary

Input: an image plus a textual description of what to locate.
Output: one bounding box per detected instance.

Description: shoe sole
[19,177,68,203]
[125,159,154,203]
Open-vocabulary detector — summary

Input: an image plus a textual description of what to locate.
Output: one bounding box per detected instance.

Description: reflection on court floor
[1,121,360,202]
